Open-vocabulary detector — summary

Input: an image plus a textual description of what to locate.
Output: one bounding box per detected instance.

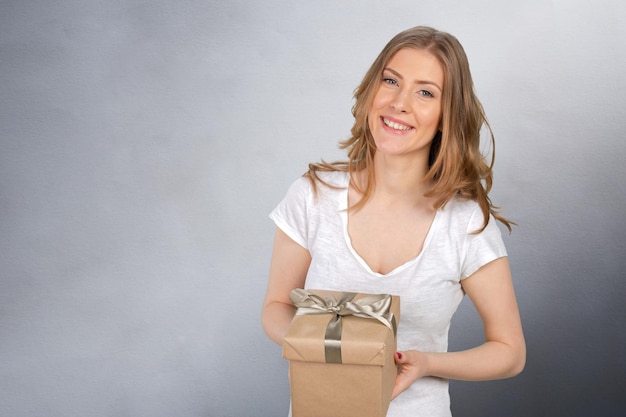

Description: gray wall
[1,1,625,416]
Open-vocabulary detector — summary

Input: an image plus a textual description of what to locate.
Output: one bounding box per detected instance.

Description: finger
[392,372,412,399]
[395,351,408,364]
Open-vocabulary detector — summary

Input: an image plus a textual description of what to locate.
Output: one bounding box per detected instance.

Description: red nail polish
[396,352,403,360]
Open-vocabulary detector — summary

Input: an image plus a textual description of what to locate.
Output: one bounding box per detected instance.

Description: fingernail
[396,352,402,360]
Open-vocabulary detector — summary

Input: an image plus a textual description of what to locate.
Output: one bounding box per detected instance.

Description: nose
[390,88,410,113]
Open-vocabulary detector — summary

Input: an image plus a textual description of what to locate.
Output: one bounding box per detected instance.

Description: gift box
[283,289,400,417]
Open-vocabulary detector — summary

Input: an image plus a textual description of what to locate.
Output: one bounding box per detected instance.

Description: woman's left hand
[392,350,429,399]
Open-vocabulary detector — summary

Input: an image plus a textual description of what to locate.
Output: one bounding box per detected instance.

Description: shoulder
[438,196,499,236]
[312,170,350,188]
[279,176,314,205]
[441,197,481,224]
[281,171,348,203]
[304,170,349,200]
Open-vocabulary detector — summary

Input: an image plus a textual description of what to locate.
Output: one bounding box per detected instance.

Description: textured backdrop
[1,1,625,416]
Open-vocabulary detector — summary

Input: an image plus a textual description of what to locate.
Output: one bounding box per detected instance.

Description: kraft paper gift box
[283,289,400,417]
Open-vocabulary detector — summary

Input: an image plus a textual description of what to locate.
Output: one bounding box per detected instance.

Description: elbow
[505,342,526,378]
[508,355,526,378]
[260,305,276,342]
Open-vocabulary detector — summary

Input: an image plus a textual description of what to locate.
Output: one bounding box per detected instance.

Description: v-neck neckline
[338,172,440,277]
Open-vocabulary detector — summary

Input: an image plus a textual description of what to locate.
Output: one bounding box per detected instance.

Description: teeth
[383,118,412,131]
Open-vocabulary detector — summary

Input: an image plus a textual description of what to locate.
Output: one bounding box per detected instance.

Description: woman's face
[367,47,444,160]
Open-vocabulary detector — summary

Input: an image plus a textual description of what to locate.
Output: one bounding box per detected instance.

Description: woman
[262,26,526,416]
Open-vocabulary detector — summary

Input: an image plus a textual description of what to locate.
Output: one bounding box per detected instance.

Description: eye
[382,77,398,86]
[417,89,434,98]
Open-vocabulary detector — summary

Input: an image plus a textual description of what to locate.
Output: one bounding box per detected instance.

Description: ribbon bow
[289,289,397,364]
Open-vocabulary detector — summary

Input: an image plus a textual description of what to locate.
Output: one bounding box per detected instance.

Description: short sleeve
[460,209,508,280]
[269,177,312,249]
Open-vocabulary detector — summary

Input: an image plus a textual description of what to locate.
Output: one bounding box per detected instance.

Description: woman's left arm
[393,257,526,398]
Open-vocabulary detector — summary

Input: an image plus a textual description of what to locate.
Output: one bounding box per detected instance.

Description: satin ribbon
[289,289,397,364]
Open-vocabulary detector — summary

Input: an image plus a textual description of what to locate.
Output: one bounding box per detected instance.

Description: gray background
[1,1,625,416]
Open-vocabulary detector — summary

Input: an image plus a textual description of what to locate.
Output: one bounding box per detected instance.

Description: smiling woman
[368,48,444,160]
[261,26,525,417]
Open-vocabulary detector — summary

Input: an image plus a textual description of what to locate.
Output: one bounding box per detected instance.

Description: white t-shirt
[270,171,507,417]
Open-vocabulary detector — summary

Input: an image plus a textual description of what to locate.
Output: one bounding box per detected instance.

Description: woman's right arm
[261,227,312,345]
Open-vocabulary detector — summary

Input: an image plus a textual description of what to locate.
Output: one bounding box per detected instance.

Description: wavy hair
[305,26,513,232]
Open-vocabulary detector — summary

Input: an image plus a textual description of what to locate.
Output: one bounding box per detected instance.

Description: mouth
[382,117,413,132]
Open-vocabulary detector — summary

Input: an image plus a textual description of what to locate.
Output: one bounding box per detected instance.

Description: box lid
[282,290,400,366]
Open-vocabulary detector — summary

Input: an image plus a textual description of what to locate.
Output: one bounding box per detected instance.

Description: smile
[382,117,413,131]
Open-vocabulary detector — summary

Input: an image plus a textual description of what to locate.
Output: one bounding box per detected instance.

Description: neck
[370,152,432,202]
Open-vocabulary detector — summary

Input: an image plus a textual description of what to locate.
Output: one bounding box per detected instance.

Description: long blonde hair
[305,26,513,232]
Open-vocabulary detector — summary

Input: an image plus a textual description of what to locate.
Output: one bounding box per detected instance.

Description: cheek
[367,111,377,134]
[368,97,380,116]
[369,89,389,111]
[367,95,384,126]
[420,106,442,127]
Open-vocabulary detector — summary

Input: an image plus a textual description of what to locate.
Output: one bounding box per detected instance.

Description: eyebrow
[383,67,443,93]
